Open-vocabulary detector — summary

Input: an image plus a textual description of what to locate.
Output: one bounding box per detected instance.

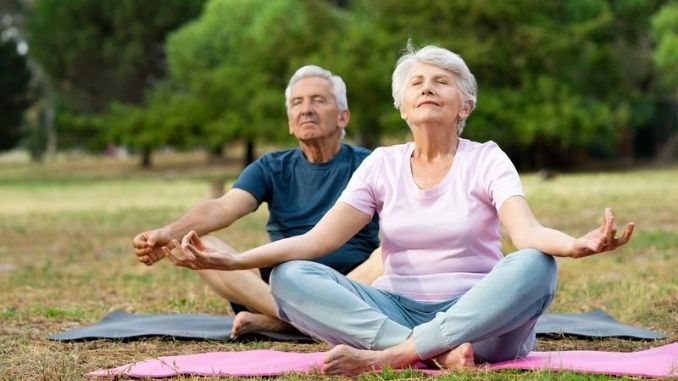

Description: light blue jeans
[270,249,557,363]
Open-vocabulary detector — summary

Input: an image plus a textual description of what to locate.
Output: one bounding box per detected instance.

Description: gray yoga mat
[49,309,665,342]
[535,309,665,339]
[49,310,312,342]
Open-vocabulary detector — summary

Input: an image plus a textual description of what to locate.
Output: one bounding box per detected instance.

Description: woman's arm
[498,196,634,258]
[165,202,373,270]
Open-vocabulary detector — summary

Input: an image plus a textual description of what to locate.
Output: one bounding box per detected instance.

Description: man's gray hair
[285,65,348,140]
[285,65,348,112]
[392,43,477,135]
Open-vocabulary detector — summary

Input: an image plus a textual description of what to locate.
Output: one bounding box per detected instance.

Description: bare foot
[323,344,381,376]
[230,311,293,338]
[431,342,474,370]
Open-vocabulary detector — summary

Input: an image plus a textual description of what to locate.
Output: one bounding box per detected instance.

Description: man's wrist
[161,225,178,242]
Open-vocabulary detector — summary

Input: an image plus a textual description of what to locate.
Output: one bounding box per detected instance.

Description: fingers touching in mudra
[573,208,634,258]
[163,231,222,270]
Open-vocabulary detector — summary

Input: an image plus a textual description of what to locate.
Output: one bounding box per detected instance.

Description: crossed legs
[270,249,557,375]
[196,236,383,337]
[193,236,286,337]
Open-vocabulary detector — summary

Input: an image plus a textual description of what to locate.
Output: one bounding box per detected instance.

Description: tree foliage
[652,3,678,90]
[19,0,677,168]
[153,0,352,163]
[350,0,669,167]
[0,39,31,151]
[27,0,206,113]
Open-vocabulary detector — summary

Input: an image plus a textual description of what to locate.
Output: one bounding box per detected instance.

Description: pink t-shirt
[338,139,524,303]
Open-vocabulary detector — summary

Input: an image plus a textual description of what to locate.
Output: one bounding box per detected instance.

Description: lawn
[0,152,675,380]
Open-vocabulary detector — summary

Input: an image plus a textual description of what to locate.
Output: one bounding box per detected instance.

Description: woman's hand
[163,231,237,270]
[571,208,634,258]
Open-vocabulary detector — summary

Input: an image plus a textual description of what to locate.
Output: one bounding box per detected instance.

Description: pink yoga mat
[87,343,678,378]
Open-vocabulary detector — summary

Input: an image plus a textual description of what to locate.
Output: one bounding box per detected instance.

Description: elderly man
[133,65,381,337]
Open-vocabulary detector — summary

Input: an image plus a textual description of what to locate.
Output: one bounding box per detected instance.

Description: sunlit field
[0,151,675,380]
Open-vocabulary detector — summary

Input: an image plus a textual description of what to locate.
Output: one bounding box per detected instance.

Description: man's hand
[133,228,172,266]
[164,231,236,270]
[571,208,634,258]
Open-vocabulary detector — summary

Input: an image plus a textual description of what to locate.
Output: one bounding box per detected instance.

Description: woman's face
[400,62,470,128]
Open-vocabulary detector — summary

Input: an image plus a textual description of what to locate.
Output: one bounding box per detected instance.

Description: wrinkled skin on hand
[164,231,235,270]
[571,208,634,258]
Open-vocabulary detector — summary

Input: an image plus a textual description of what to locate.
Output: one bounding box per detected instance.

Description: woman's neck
[411,123,459,161]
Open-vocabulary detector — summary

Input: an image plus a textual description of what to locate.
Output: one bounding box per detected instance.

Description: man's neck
[299,138,342,163]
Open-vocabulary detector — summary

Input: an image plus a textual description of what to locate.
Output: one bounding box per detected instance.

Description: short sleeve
[232,159,269,204]
[481,142,524,210]
[337,148,381,217]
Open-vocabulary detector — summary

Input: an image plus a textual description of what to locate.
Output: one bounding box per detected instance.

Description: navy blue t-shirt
[233,143,380,281]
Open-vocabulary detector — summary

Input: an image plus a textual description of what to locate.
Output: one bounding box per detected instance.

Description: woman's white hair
[285,65,348,112]
[392,43,477,135]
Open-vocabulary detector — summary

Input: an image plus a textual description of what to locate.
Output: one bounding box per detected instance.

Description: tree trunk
[654,91,678,163]
[357,123,380,149]
[209,179,225,198]
[243,139,255,167]
[208,144,224,163]
[45,91,57,160]
[140,147,153,168]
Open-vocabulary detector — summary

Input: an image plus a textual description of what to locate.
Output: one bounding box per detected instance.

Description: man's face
[287,77,349,142]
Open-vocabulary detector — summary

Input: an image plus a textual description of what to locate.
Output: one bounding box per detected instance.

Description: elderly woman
[166,44,634,375]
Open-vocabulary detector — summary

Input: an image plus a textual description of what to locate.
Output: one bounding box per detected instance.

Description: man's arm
[133,188,258,265]
[166,202,372,271]
[164,188,259,239]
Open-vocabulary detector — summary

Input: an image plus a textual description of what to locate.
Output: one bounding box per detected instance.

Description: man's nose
[300,100,314,114]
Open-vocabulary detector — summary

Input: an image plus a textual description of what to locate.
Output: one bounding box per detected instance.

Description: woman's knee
[270,260,326,298]
[512,249,558,289]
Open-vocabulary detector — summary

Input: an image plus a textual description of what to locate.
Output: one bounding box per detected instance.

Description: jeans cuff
[413,319,448,360]
[372,319,412,350]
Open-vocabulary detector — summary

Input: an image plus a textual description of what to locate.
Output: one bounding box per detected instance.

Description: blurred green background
[1,0,676,170]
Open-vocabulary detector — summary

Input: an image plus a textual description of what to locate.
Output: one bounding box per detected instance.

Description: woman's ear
[459,100,473,119]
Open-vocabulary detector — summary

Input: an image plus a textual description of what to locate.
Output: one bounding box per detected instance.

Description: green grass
[0,153,675,380]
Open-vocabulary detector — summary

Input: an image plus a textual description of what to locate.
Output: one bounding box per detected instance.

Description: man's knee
[198,235,239,254]
[199,235,223,246]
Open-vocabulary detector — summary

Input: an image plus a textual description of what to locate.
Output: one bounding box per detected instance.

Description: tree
[652,3,678,88]
[25,0,205,166]
[154,0,351,165]
[322,5,400,148]
[27,0,206,113]
[353,0,666,169]
[650,2,678,162]
[0,39,31,151]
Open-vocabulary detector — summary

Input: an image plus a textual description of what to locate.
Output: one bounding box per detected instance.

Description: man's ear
[338,109,350,128]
